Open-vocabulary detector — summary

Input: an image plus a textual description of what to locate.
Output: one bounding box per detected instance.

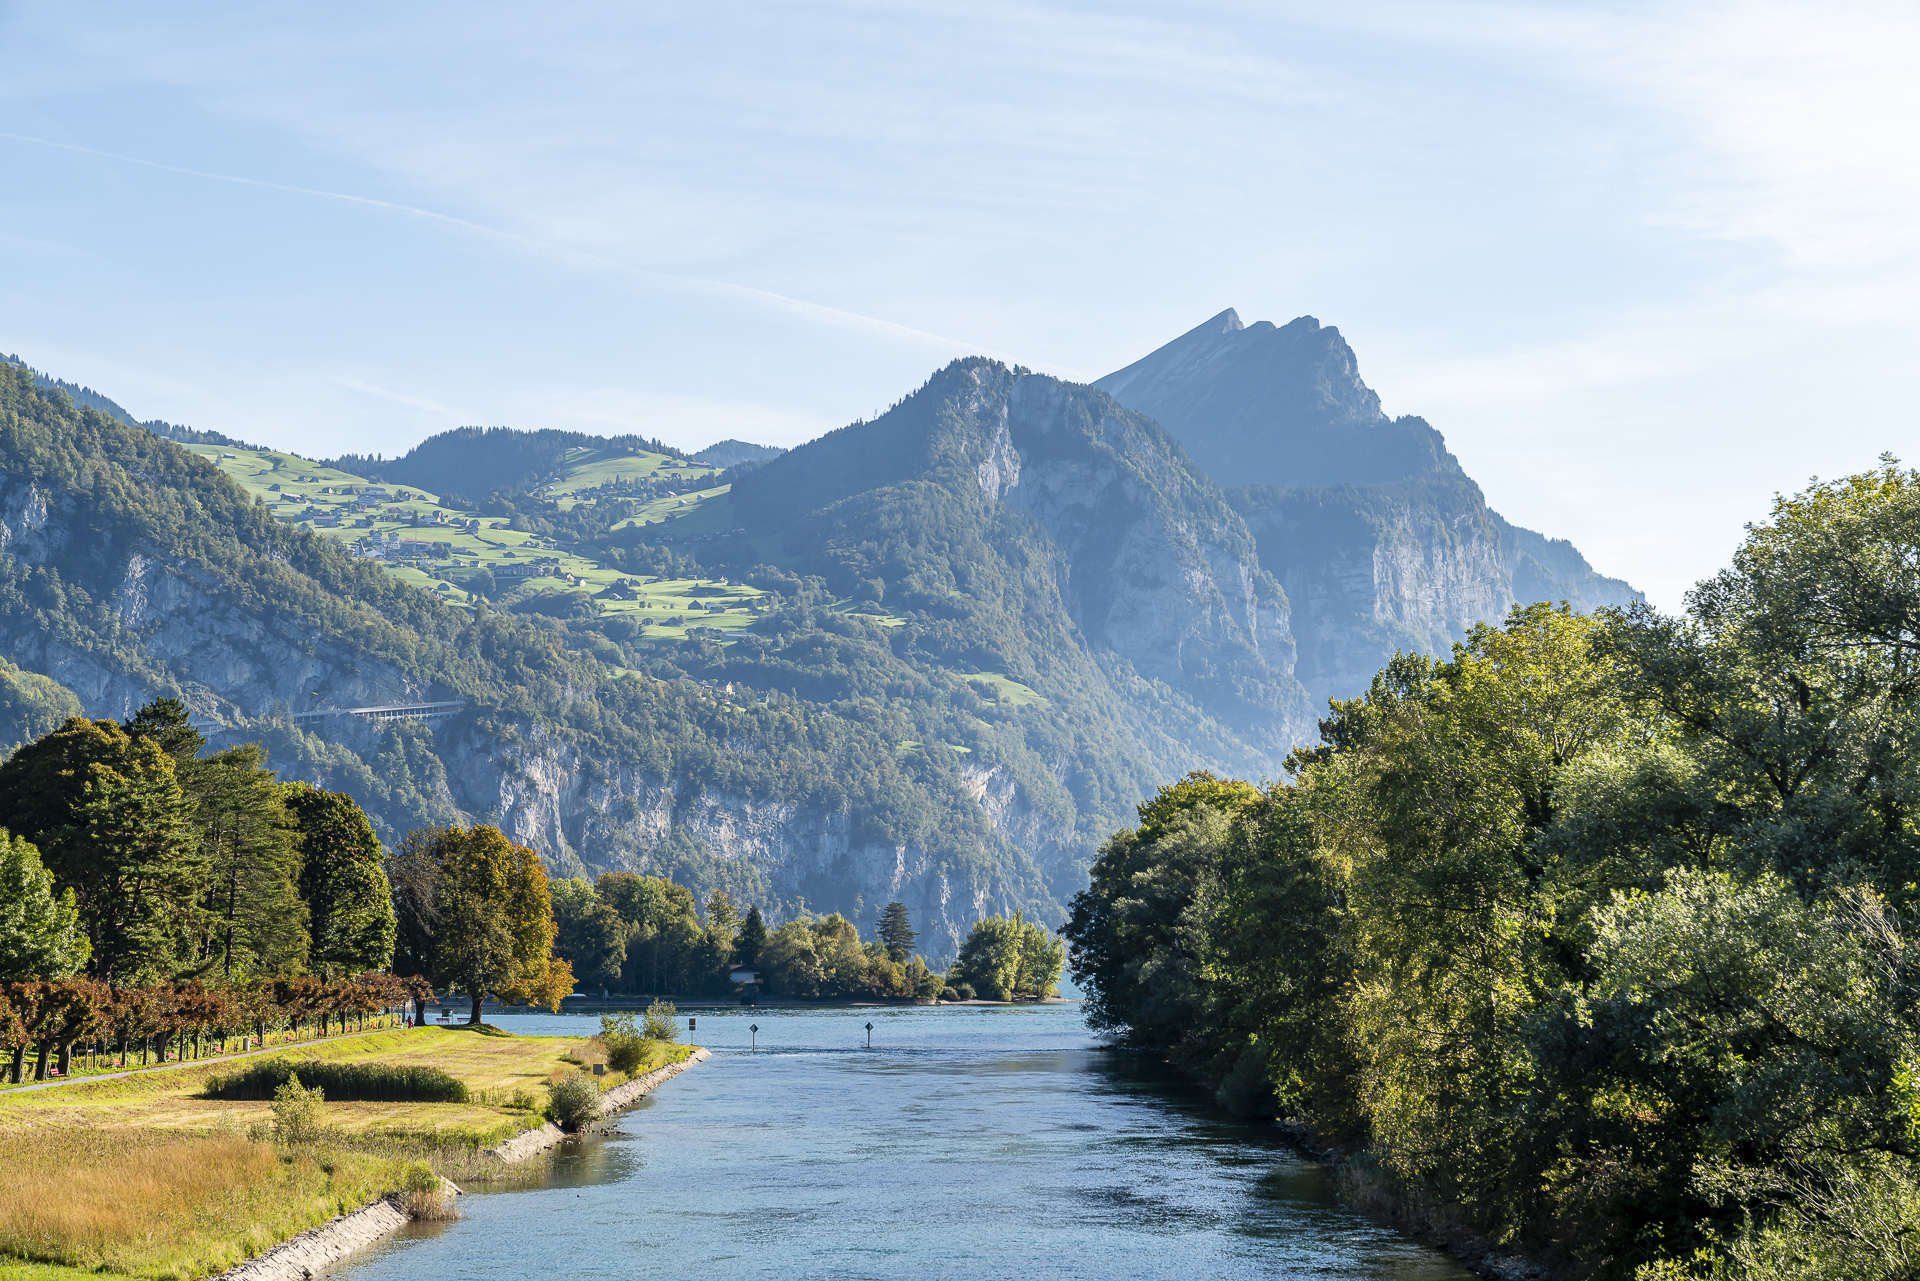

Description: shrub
[642,999,679,1043]
[953,983,977,1002]
[941,987,960,1002]
[271,1073,323,1143]
[600,1011,648,1073]
[204,1059,469,1103]
[395,1161,458,1221]
[546,1072,601,1131]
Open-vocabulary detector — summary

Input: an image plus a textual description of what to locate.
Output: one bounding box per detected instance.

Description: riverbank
[1273,1120,1551,1281]
[0,1025,703,1281]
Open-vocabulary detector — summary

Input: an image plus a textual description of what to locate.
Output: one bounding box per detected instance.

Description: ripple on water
[335,1005,1472,1281]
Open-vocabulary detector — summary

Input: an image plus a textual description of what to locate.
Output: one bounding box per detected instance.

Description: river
[335,1004,1472,1280]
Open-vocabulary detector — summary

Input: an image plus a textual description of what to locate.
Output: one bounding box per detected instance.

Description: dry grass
[0,1128,407,1280]
[0,1028,703,1277]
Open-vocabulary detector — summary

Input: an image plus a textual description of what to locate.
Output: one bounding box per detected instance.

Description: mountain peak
[1094,310,1457,489]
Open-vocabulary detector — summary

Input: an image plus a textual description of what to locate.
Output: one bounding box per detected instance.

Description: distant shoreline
[472,996,1080,1015]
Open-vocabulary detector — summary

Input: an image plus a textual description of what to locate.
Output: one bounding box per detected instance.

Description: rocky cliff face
[1098,310,1644,708]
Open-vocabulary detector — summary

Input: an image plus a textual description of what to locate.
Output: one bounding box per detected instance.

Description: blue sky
[2,1,1916,607]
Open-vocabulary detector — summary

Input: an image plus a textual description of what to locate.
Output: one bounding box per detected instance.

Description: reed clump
[204,1057,470,1103]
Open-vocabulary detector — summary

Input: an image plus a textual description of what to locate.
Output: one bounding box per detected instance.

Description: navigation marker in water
[865,1021,874,1048]
[750,1024,758,1052]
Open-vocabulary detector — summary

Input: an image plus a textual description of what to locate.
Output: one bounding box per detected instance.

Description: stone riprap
[213,1049,708,1280]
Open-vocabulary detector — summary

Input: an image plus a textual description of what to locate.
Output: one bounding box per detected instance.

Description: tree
[736,905,767,969]
[122,697,205,765]
[877,901,917,964]
[0,831,87,980]
[387,827,445,996]
[552,877,628,990]
[188,745,307,980]
[423,826,561,1023]
[285,784,395,975]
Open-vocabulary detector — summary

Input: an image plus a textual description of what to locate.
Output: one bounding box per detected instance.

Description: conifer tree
[878,901,917,964]
[736,904,767,969]
[190,744,307,979]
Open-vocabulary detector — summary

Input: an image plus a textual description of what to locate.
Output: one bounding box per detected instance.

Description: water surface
[338,1005,1469,1280]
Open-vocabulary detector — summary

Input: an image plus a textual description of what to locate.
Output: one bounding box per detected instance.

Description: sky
[2,1,1917,609]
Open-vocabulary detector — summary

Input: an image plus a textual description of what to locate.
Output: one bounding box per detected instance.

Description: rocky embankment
[211,1048,711,1281]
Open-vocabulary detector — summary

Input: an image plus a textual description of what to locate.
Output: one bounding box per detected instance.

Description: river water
[336,1004,1471,1280]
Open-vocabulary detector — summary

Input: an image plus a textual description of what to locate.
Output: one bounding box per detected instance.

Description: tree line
[550,872,1064,1003]
[1063,461,1920,1281]
[0,693,1069,1066]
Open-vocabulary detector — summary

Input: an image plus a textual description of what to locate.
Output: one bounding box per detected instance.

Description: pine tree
[736,905,767,969]
[189,745,307,980]
[878,901,917,964]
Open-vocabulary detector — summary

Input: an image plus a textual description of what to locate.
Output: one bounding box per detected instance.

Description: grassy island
[0,1025,693,1281]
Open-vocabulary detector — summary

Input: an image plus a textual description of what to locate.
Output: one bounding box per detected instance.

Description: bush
[396,1161,457,1221]
[953,983,977,1001]
[941,986,960,1002]
[204,1058,470,1103]
[271,1073,323,1143]
[600,1011,647,1073]
[546,1072,601,1131]
[642,999,679,1043]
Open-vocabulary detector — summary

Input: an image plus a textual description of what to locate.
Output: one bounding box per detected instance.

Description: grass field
[179,440,940,647]
[0,1026,695,1280]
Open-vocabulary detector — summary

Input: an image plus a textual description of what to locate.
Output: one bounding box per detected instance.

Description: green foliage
[0,716,201,984]
[877,901,916,964]
[285,784,396,975]
[205,1058,469,1103]
[409,826,563,1020]
[949,914,1064,1001]
[0,658,81,755]
[1065,466,1920,1280]
[0,829,88,979]
[599,1011,648,1073]
[641,999,678,1043]
[269,1072,324,1143]
[735,904,767,969]
[544,1070,600,1131]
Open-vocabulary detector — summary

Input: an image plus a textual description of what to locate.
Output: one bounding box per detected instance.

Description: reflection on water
[338,1006,1469,1280]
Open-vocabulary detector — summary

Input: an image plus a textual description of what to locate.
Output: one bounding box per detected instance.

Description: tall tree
[877,901,917,964]
[735,905,767,970]
[285,784,395,974]
[0,717,201,984]
[0,831,88,980]
[122,698,205,765]
[189,744,306,980]
[416,826,562,1023]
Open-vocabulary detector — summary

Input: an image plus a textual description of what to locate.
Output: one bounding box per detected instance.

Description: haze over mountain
[1097,309,1641,702]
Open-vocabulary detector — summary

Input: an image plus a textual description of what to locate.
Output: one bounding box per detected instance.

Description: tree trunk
[470,992,484,1025]
[58,1043,73,1077]
[7,1046,22,1084]
[33,1042,50,1081]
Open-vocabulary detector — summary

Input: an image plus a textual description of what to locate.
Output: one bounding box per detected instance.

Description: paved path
[0,1026,401,1095]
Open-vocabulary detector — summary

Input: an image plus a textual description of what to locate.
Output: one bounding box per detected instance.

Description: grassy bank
[0,1026,696,1280]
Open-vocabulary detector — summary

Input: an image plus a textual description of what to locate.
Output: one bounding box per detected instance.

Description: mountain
[0,359,1310,956]
[1095,309,1641,703]
[694,439,786,468]
[320,426,691,502]
[0,312,1636,953]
